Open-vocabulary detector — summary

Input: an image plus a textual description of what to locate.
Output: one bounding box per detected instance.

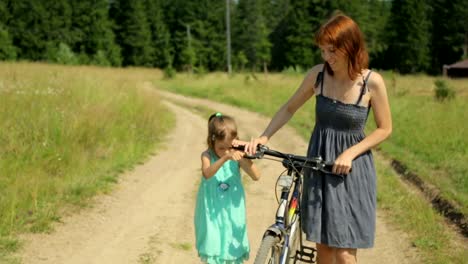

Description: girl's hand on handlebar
[224,149,245,161]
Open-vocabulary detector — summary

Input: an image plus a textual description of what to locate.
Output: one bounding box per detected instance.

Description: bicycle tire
[253,234,281,264]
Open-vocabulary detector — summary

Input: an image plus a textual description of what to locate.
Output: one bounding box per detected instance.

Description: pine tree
[331,0,390,69]
[385,0,431,73]
[233,0,272,71]
[160,0,196,70]
[145,0,172,68]
[362,0,391,69]
[70,0,121,66]
[188,0,225,71]
[7,0,71,60]
[459,0,468,59]
[255,20,272,73]
[276,0,328,70]
[110,0,153,66]
[0,1,16,60]
[161,0,226,71]
[0,26,16,60]
[429,0,468,74]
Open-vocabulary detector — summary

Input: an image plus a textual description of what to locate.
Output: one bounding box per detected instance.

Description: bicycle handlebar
[232,144,340,175]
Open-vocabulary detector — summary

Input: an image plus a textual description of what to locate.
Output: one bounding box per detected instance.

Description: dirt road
[18,90,418,264]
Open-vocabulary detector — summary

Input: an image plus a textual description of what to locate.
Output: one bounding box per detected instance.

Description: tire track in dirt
[17,89,419,264]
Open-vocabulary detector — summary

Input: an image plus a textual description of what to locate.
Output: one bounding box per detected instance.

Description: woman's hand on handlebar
[232,139,249,148]
[244,136,269,156]
[333,151,353,175]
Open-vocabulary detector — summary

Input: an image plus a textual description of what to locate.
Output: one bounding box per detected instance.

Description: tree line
[0,0,466,75]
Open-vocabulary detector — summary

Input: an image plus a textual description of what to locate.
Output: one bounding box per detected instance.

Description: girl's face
[319,44,348,72]
[213,138,234,158]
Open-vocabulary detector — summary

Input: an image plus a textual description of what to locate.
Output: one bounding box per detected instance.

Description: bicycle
[234,144,341,264]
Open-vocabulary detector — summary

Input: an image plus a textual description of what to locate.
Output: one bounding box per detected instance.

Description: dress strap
[314,64,326,94]
[355,70,372,106]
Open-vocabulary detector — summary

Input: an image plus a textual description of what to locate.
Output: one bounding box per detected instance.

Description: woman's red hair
[315,13,369,80]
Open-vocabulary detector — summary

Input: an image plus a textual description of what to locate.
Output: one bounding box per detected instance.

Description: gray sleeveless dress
[301,70,376,248]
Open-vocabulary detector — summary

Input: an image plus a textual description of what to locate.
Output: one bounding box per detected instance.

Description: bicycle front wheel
[254,234,281,264]
[286,219,300,263]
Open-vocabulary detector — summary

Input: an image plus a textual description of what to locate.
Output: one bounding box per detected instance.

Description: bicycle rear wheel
[253,234,281,264]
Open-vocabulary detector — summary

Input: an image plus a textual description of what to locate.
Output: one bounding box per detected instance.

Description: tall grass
[376,157,467,264]
[0,63,174,260]
[379,71,468,214]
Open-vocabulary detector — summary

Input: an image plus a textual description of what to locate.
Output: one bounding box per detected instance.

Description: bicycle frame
[232,144,335,264]
[262,161,304,264]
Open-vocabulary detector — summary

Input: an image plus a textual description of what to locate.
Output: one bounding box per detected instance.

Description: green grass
[154,71,468,264]
[376,156,468,263]
[0,62,174,261]
[376,95,467,211]
[170,242,192,251]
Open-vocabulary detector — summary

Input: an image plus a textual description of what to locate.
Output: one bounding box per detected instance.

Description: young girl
[195,112,260,264]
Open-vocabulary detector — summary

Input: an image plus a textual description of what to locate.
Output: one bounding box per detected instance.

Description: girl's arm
[246,65,321,154]
[239,158,261,181]
[333,71,392,175]
[201,151,228,179]
[201,149,245,179]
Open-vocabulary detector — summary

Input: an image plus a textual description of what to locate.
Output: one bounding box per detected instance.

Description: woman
[245,13,392,264]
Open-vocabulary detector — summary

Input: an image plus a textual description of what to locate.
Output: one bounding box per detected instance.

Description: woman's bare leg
[335,248,357,264]
[316,243,336,264]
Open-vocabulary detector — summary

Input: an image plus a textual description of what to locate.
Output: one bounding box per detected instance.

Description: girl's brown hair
[315,13,369,80]
[207,113,238,150]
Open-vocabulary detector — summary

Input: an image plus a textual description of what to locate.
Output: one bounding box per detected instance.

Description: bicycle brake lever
[243,153,258,159]
[319,160,349,177]
[244,148,265,159]
[233,144,266,159]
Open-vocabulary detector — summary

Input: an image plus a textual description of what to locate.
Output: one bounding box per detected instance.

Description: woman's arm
[246,65,321,154]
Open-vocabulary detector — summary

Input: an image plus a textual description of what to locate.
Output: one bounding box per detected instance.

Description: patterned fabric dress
[301,70,377,248]
[194,151,250,263]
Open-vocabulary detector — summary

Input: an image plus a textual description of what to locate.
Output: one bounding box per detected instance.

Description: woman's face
[320,44,347,72]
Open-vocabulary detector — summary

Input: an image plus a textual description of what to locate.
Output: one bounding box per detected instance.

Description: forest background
[0,0,467,75]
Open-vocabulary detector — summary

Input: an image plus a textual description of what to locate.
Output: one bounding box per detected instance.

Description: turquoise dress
[194,151,250,264]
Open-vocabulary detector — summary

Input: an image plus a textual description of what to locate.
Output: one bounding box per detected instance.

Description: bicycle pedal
[294,245,316,263]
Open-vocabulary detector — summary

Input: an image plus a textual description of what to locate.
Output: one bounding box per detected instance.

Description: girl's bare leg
[336,248,357,264]
[316,243,336,264]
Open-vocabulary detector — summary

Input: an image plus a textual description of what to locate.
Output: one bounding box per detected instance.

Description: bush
[91,50,111,67]
[434,79,455,101]
[194,65,207,76]
[46,42,78,65]
[163,65,176,79]
[281,65,305,75]
[0,26,16,60]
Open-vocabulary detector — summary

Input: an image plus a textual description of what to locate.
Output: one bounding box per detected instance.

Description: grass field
[0,62,174,262]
